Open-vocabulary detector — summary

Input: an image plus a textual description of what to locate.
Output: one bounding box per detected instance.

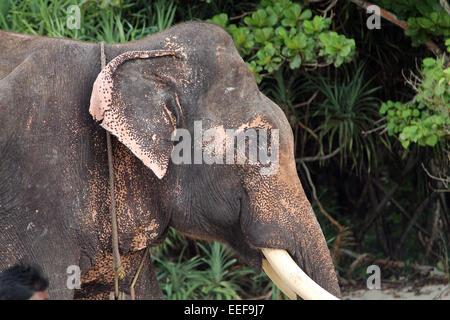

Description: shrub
[209,0,356,82]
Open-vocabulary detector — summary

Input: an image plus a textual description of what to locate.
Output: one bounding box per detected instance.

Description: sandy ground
[342,283,450,300]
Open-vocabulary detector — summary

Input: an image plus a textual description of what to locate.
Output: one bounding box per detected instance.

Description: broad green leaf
[289,54,302,69]
[402,125,418,137]
[417,17,434,29]
[380,103,389,115]
[422,57,436,68]
[299,9,312,20]
[208,13,228,29]
[425,135,438,146]
[254,27,274,43]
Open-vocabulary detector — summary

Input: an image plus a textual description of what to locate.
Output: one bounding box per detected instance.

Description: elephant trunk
[241,153,341,299]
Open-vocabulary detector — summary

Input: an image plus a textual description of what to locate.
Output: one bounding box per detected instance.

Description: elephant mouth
[260,248,339,300]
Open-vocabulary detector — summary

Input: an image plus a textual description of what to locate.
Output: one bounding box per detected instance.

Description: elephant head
[89,22,340,299]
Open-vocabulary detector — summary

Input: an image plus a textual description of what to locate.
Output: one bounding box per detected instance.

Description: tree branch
[356,156,418,242]
[340,249,448,278]
[296,147,341,163]
[293,90,319,108]
[300,161,353,263]
[422,163,449,189]
[296,120,319,141]
[440,0,450,15]
[395,194,435,257]
[373,180,431,237]
[321,0,339,18]
[349,0,447,59]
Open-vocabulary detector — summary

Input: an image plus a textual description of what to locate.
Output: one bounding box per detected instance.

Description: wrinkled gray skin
[0,22,340,299]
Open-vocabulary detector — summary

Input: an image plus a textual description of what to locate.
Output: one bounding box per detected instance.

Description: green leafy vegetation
[151,228,285,300]
[380,55,450,149]
[374,0,450,46]
[208,0,356,82]
[0,0,176,42]
[306,64,382,171]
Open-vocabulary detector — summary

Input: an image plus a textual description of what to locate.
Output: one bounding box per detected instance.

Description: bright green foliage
[153,239,263,300]
[208,0,356,82]
[380,55,450,149]
[195,242,253,299]
[318,32,356,68]
[151,227,287,300]
[209,12,228,29]
[374,0,450,46]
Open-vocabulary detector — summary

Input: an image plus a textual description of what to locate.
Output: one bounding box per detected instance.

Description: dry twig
[422,163,449,190]
[300,161,353,263]
[350,0,447,59]
[296,147,341,163]
[340,249,448,278]
[440,0,450,15]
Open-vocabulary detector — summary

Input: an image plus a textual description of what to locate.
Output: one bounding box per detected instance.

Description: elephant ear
[89,51,181,179]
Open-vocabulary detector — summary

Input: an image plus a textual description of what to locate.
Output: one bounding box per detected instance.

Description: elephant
[0,21,340,299]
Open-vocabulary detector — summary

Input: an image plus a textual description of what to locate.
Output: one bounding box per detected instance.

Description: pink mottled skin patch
[26,116,33,131]
[205,125,227,155]
[236,115,271,133]
[90,50,178,122]
[89,50,181,179]
[100,110,168,179]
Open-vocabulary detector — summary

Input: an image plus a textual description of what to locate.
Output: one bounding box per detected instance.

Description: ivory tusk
[262,258,297,300]
[262,248,339,300]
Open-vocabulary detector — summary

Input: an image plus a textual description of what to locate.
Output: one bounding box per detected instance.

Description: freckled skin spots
[1,21,339,299]
[89,22,340,296]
